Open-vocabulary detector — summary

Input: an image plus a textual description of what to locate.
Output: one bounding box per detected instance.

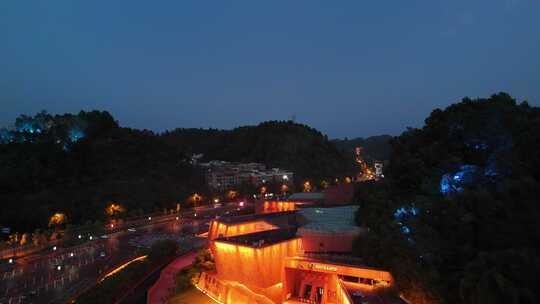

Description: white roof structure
[288,192,325,201]
[298,206,363,235]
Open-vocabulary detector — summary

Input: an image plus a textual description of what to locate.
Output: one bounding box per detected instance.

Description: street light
[89,236,93,240]
[57,265,62,271]
[78,234,82,239]
[8,258,13,264]
[148,216,152,221]
[175,216,179,221]
[69,252,74,257]
[53,246,57,251]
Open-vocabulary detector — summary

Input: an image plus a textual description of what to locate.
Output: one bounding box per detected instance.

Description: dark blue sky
[1,1,539,138]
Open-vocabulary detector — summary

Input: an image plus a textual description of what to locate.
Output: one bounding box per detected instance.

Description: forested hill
[353,93,540,304]
[0,116,351,234]
[161,121,349,180]
[0,111,200,233]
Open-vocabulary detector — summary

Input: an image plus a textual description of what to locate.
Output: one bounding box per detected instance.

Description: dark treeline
[0,111,200,234]
[332,135,393,163]
[353,93,540,304]
[0,116,356,234]
[162,121,350,181]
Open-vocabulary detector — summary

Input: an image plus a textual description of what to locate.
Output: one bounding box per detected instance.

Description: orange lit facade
[256,201,298,214]
[208,219,280,241]
[198,203,402,304]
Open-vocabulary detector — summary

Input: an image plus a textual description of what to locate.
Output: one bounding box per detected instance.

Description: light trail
[99,255,147,282]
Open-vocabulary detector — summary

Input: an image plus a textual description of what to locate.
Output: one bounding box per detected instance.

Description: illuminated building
[374,162,384,178]
[256,201,298,214]
[198,203,403,304]
[200,161,294,191]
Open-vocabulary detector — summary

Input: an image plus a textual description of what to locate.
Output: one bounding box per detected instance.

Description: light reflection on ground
[168,287,215,304]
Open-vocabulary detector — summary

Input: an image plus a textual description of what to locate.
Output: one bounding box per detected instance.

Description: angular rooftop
[214,228,299,248]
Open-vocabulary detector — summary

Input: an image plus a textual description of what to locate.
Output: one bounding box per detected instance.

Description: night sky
[1,1,539,138]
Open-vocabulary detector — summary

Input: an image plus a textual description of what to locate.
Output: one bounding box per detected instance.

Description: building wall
[256,201,297,214]
[298,231,359,253]
[208,220,279,241]
[213,239,300,291]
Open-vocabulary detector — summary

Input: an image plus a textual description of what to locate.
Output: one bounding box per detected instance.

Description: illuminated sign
[312,263,338,272]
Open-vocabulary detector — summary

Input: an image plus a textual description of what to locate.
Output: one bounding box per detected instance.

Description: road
[0,203,249,304]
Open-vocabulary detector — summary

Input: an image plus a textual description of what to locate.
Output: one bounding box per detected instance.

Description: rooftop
[298,205,363,234]
[215,210,297,225]
[214,228,299,248]
[288,192,325,201]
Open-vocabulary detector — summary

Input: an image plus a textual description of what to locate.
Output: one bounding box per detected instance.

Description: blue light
[394,207,407,219]
[441,165,481,195]
[440,174,453,195]
[17,123,34,133]
[68,128,85,142]
[394,206,419,219]
[401,226,411,234]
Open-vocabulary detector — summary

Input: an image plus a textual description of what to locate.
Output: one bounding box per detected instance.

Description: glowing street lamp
[303,181,312,192]
[227,190,238,200]
[53,246,57,251]
[8,258,13,264]
[105,203,126,217]
[148,216,152,221]
[70,252,74,257]
[48,213,67,228]
[78,234,82,239]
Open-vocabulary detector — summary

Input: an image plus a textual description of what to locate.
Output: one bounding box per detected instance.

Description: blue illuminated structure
[400,226,411,234]
[68,127,85,142]
[440,165,481,195]
[394,206,419,220]
[394,205,417,237]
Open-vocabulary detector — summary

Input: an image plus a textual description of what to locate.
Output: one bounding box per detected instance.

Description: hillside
[353,93,540,304]
[0,111,200,233]
[162,121,349,181]
[0,116,349,234]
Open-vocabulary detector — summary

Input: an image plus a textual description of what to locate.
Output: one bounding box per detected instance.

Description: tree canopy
[353,93,540,304]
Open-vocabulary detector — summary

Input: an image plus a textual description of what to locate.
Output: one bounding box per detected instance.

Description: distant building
[374,161,384,178]
[199,161,293,190]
